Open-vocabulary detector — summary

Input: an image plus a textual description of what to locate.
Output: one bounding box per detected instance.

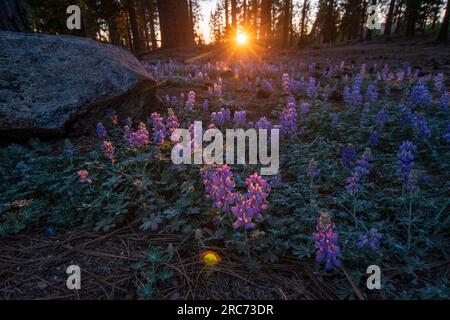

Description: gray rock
[0,31,159,140]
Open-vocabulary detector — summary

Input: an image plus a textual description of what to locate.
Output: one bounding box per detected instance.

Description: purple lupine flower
[77,170,92,184]
[107,108,118,126]
[151,112,166,145]
[165,113,180,136]
[412,114,431,139]
[307,159,319,178]
[375,108,389,129]
[343,86,351,105]
[331,113,339,127]
[269,175,283,188]
[125,122,150,148]
[125,117,133,128]
[211,111,225,126]
[233,111,247,126]
[231,173,270,230]
[221,108,231,122]
[399,104,414,128]
[202,99,209,111]
[255,117,273,130]
[369,131,379,147]
[185,91,196,110]
[360,103,370,125]
[440,92,449,110]
[357,227,382,251]
[306,77,318,99]
[396,141,417,190]
[409,81,432,108]
[299,102,310,116]
[101,140,115,162]
[444,123,450,144]
[341,145,356,168]
[345,172,361,196]
[313,213,341,270]
[354,148,371,176]
[360,63,366,77]
[279,102,298,137]
[365,83,378,103]
[200,165,238,212]
[261,79,274,93]
[96,122,107,139]
[434,73,445,94]
[214,78,223,97]
[282,73,291,94]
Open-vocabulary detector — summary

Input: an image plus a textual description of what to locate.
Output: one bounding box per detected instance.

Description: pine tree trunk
[282,0,290,48]
[145,0,158,49]
[157,0,194,48]
[438,0,450,41]
[225,0,230,38]
[140,2,150,50]
[260,0,272,45]
[127,0,145,54]
[300,0,307,40]
[231,0,238,34]
[0,0,30,32]
[384,0,396,36]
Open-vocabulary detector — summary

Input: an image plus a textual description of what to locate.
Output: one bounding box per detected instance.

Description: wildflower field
[1,43,449,300]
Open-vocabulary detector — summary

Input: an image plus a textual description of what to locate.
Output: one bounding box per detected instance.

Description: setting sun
[236,32,248,45]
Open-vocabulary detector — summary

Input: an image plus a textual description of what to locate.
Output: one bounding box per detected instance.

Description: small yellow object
[201,250,221,267]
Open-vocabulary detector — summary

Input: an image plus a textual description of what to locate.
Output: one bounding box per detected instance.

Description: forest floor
[0,38,449,300]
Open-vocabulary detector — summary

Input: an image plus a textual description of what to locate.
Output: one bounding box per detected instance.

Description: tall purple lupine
[185,91,196,110]
[357,227,382,251]
[306,77,318,99]
[165,113,180,137]
[365,83,378,104]
[202,99,209,111]
[341,145,356,168]
[101,140,115,162]
[151,112,166,145]
[345,149,371,196]
[313,213,341,270]
[444,123,450,144]
[399,104,414,127]
[306,159,319,178]
[369,131,379,147]
[409,81,432,108]
[255,117,273,130]
[299,102,310,116]
[279,102,298,137]
[375,108,389,129]
[396,141,417,191]
[96,122,107,139]
[233,111,247,127]
[200,165,238,213]
[231,173,270,230]
[125,122,150,148]
[211,111,225,126]
[330,113,339,127]
[434,73,444,94]
[412,114,431,139]
[440,92,449,110]
[282,73,291,94]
